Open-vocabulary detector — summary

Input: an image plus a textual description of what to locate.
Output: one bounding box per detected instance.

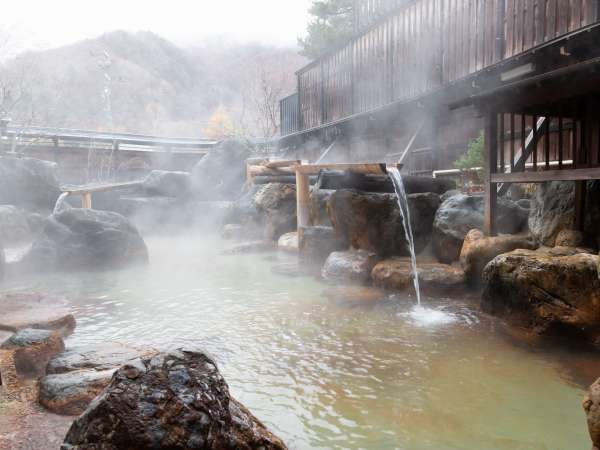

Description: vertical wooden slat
[510,113,516,171]
[484,110,499,236]
[506,0,515,56]
[558,116,564,169]
[532,115,538,169]
[545,116,551,169]
[521,114,527,171]
[499,113,505,171]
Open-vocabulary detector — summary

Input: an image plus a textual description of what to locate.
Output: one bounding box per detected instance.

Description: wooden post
[81,192,92,209]
[484,110,499,236]
[296,168,311,233]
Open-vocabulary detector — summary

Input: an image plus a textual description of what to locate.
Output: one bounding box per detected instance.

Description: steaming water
[3,235,594,449]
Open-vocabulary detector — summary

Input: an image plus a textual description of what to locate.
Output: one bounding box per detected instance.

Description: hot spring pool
[3,235,595,449]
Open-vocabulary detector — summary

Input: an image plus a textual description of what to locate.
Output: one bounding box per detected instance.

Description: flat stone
[372,258,466,292]
[47,343,157,375]
[39,369,117,416]
[0,292,75,334]
[1,328,64,378]
[322,286,388,306]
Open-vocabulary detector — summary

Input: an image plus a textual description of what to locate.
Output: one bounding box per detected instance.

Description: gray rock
[1,328,64,378]
[191,139,251,200]
[0,156,61,211]
[61,350,287,449]
[432,193,528,263]
[254,183,297,241]
[322,249,380,284]
[327,189,440,257]
[142,170,191,198]
[278,232,298,252]
[299,226,346,267]
[0,205,32,245]
[40,369,117,415]
[22,208,148,272]
[47,343,157,374]
[309,188,334,226]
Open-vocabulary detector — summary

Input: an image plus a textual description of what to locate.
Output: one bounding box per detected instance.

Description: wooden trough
[61,181,143,209]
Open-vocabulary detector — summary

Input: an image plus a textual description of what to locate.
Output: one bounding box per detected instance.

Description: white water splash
[53,192,70,215]
[404,305,458,327]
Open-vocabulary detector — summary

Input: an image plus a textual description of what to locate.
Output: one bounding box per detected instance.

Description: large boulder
[459,230,537,284]
[62,349,287,450]
[40,369,117,415]
[1,328,65,378]
[584,378,600,450]
[299,226,346,267]
[432,193,528,263]
[321,249,379,284]
[529,181,600,246]
[22,209,148,272]
[327,190,440,257]
[482,248,600,344]
[277,232,298,252]
[309,188,334,226]
[190,139,251,200]
[0,156,61,211]
[142,170,191,198]
[371,258,466,292]
[0,205,33,245]
[254,183,297,241]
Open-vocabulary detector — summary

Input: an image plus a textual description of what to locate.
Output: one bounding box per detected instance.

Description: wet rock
[142,170,192,198]
[327,189,440,257]
[47,343,157,375]
[309,188,334,226]
[299,226,346,267]
[322,286,387,306]
[322,249,379,284]
[584,378,600,450]
[278,232,298,252]
[254,183,297,241]
[223,240,275,255]
[61,349,287,449]
[40,369,117,415]
[554,229,585,248]
[482,249,600,344]
[22,208,148,272]
[191,139,251,200]
[432,193,528,263]
[516,198,531,210]
[0,156,61,211]
[459,230,537,284]
[1,328,64,378]
[0,292,75,334]
[371,258,466,292]
[529,181,600,246]
[0,205,32,245]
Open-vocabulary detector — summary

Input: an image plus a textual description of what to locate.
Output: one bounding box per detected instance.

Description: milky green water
[4,236,594,450]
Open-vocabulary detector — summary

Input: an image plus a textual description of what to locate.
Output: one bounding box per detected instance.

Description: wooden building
[279,0,600,234]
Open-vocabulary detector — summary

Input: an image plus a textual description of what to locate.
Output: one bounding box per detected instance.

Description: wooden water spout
[294,162,401,232]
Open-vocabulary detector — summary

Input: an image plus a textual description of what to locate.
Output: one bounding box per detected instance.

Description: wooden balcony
[281,0,600,139]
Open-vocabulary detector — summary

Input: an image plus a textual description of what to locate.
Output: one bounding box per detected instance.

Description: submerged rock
[584,378,600,450]
[482,249,600,344]
[371,258,466,292]
[327,189,440,257]
[40,369,117,416]
[322,249,379,284]
[0,155,61,211]
[22,208,148,272]
[459,230,537,284]
[61,349,287,449]
[1,328,64,378]
[0,292,75,334]
[223,240,276,255]
[432,193,528,263]
[191,139,251,200]
[142,170,191,198]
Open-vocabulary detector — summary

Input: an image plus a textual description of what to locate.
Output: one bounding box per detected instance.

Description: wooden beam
[295,163,389,175]
[296,171,311,232]
[484,111,499,236]
[491,167,600,183]
[574,181,587,231]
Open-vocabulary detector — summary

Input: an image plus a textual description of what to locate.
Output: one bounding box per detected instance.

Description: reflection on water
[2,235,593,450]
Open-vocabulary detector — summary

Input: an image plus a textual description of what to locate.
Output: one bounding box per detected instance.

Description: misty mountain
[0,31,306,137]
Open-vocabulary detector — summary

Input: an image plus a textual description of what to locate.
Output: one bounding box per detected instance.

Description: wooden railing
[284,0,600,136]
[280,93,300,136]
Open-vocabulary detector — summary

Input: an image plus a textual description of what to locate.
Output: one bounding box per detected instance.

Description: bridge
[0,121,217,183]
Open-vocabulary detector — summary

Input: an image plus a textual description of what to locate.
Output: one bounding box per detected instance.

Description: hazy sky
[3,0,312,54]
